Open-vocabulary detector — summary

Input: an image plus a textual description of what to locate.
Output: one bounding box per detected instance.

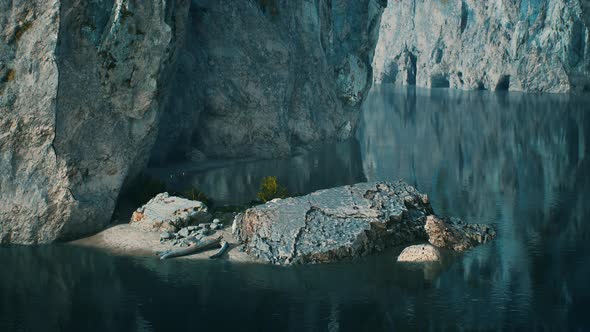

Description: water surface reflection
[2,86,590,331]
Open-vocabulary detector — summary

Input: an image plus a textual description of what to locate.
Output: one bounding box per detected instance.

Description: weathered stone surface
[233,181,496,265]
[397,244,442,263]
[373,0,590,93]
[130,193,209,233]
[234,181,425,265]
[425,215,496,252]
[0,0,190,244]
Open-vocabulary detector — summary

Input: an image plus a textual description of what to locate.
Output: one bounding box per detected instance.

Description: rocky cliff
[0,0,385,244]
[373,0,590,93]
[152,0,386,162]
[0,0,189,244]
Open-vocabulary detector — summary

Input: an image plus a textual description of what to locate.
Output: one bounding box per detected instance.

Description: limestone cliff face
[373,0,590,93]
[0,0,384,243]
[152,0,386,162]
[0,0,190,244]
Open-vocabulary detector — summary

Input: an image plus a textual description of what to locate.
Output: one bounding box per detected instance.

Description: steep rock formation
[0,0,190,244]
[373,0,590,93]
[0,0,384,244]
[152,0,386,162]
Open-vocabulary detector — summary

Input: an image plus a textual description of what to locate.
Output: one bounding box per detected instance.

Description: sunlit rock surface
[424,215,495,252]
[233,181,494,265]
[129,193,210,233]
[397,244,441,262]
[373,0,590,92]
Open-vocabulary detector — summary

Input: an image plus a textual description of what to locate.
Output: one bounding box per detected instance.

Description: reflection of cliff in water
[149,140,366,205]
[359,85,590,327]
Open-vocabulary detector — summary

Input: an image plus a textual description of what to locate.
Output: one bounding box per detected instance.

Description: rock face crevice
[373,0,590,93]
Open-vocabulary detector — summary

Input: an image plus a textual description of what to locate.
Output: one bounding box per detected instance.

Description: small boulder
[397,244,442,262]
[129,193,211,233]
[178,227,190,238]
[424,215,496,252]
[213,219,221,224]
[160,232,173,240]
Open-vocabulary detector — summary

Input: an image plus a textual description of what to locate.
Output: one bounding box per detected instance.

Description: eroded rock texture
[373,0,590,92]
[0,0,190,243]
[129,193,210,233]
[233,181,495,265]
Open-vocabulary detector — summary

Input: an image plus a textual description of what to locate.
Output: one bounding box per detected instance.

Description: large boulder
[233,181,496,265]
[130,193,211,233]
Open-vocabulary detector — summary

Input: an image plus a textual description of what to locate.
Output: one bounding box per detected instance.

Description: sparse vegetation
[178,187,211,207]
[257,176,288,203]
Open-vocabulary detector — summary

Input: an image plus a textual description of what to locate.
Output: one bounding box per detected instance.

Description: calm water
[2,86,590,331]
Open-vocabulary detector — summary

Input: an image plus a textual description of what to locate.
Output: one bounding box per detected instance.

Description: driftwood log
[209,241,229,259]
[159,236,222,260]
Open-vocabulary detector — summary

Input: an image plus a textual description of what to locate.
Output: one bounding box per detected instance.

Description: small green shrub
[257,176,288,203]
[178,187,211,207]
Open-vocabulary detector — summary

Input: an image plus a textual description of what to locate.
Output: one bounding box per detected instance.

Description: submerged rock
[130,193,210,233]
[233,181,495,265]
[397,244,442,263]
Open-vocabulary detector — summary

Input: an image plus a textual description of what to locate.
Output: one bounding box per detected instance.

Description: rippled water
[2,86,590,331]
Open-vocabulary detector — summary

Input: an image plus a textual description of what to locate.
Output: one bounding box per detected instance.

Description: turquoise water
[2,86,589,331]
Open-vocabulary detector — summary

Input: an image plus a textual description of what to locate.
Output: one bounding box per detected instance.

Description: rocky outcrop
[0,1,384,244]
[425,215,495,252]
[151,0,386,162]
[232,181,495,265]
[397,244,442,263]
[129,193,210,233]
[373,0,590,93]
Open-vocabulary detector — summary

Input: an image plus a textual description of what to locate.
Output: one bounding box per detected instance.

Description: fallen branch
[159,236,222,260]
[209,241,229,259]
